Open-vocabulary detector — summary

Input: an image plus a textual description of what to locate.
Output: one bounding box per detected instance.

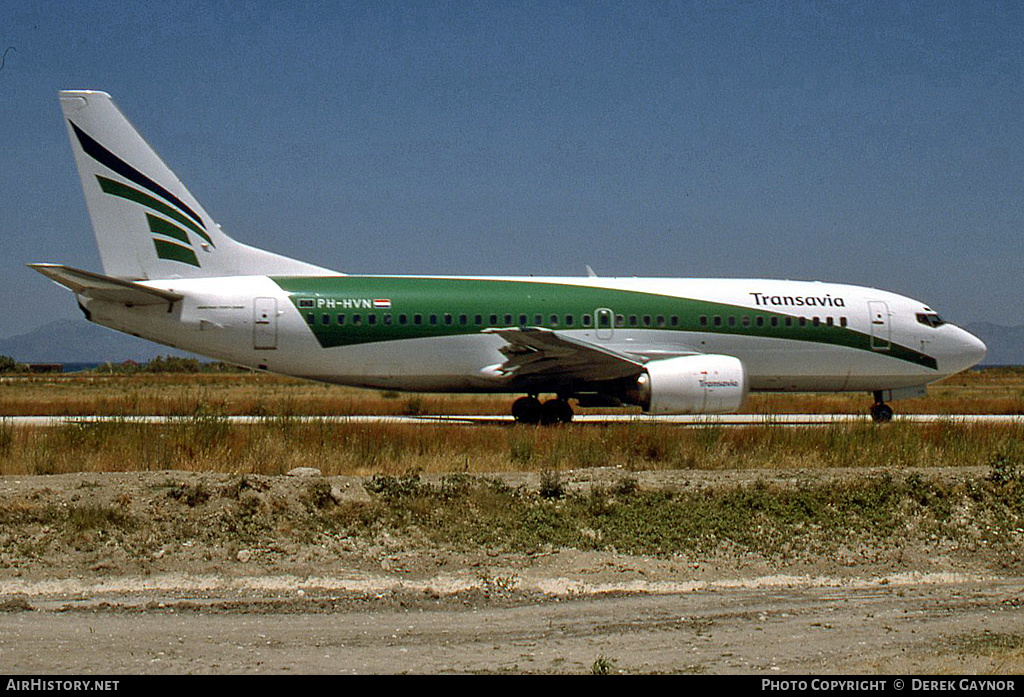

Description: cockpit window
[916,313,945,328]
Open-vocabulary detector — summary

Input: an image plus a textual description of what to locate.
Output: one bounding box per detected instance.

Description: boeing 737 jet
[32,90,987,423]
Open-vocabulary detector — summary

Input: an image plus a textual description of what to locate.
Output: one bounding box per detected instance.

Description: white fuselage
[79,274,986,397]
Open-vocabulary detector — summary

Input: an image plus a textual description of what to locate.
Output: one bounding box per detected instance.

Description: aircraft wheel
[540,398,574,425]
[512,396,542,424]
[870,402,893,423]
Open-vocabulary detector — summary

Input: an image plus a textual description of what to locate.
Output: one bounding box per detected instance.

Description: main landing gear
[511,395,574,425]
[870,391,894,423]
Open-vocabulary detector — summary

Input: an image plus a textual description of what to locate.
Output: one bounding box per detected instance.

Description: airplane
[31,90,987,424]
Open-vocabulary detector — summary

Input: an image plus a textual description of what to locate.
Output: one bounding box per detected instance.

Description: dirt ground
[1,468,1022,675]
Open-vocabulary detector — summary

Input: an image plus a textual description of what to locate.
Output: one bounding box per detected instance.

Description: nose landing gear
[870,391,894,422]
[511,395,574,424]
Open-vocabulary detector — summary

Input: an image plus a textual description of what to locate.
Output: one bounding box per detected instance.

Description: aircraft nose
[955,327,987,372]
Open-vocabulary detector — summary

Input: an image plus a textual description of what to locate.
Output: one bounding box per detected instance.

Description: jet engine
[633,354,748,414]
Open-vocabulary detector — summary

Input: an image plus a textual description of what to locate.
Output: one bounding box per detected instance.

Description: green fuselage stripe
[271,277,938,370]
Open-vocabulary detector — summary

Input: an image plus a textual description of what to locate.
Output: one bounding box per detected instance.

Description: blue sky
[2,1,1022,336]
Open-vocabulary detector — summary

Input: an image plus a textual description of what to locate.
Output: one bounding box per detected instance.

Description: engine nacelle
[635,354,748,414]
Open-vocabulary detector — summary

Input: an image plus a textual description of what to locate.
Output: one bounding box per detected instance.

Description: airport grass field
[0,366,1022,476]
[3,367,1024,674]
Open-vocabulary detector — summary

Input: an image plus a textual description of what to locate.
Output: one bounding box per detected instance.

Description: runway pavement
[4,413,1023,427]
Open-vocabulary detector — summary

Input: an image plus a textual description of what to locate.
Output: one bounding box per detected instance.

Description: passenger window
[414,314,422,325]
[784,317,792,327]
[713,316,722,327]
[534,314,543,325]
[656,315,666,327]
[383,314,392,325]
[670,316,679,327]
[549,314,559,326]
[429,314,438,325]
[368,314,377,325]
[630,315,639,327]
[444,313,453,325]
[699,315,708,326]
[475,314,483,325]
[322,314,330,325]
[742,316,750,327]
[490,314,498,325]
[812,317,820,327]
[840,317,847,327]
[352,314,362,326]
[756,316,764,327]
[504,314,513,325]
[399,314,407,325]
[519,314,528,326]
[826,317,833,327]
[337,314,346,325]
[616,314,625,327]
[565,315,574,326]
[643,315,652,327]
[727,316,736,327]
[582,314,592,327]
[459,314,467,325]
[306,313,315,325]
[770,317,778,327]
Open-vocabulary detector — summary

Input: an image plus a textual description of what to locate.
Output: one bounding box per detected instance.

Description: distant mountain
[962,322,1024,366]
[0,319,197,364]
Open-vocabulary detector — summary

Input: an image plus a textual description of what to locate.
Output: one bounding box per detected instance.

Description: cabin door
[868,301,890,350]
[253,297,278,350]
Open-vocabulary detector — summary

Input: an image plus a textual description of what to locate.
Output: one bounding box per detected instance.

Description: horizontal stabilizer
[28,263,182,306]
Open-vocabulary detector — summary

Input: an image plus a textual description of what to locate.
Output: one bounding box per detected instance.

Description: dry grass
[0,373,511,417]
[747,367,1024,415]
[0,367,1020,476]
[1,416,1021,476]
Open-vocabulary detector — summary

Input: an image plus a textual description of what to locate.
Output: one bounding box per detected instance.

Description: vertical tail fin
[60,90,334,280]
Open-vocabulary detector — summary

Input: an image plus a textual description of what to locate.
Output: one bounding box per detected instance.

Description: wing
[481,327,646,383]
